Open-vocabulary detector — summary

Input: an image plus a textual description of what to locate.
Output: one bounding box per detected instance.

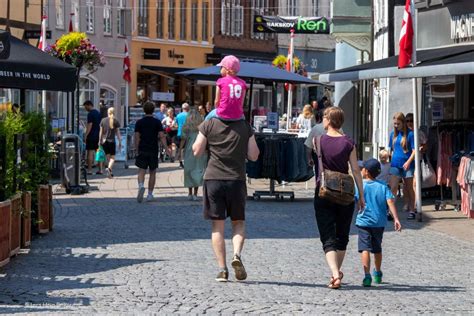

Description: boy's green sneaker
[373,270,383,284]
[362,275,372,287]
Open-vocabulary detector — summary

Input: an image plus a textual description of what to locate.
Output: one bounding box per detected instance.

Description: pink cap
[217,55,240,73]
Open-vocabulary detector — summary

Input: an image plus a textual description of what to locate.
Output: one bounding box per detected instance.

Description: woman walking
[99,107,121,178]
[162,107,178,162]
[182,109,207,200]
[313,107,365,289]
[388,112,416,219]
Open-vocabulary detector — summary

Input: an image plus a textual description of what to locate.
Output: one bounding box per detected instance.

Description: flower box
[0,201,11,267]
[48,184,53,231]
[21,192,31,248]
[38,185,50,234]
[10,194,21,257]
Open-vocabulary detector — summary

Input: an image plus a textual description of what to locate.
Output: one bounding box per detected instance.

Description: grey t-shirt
[100,117,120,143]
[199,119,254,181]
[304,123,326,149]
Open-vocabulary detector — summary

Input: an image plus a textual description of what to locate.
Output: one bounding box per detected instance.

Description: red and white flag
[38,15,47,51]
[398,0,414,68]
[123,42,131,83]
[68,13,74,32]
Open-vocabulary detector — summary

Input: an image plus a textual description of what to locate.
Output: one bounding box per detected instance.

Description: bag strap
[313,135,324,185]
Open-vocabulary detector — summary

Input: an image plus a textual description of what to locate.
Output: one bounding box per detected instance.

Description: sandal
[328,276,341,289]
[339,271,344,281]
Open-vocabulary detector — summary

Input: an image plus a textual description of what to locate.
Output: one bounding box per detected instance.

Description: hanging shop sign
[152,92,175,102]
[451,13,474,42]
[253,15,330,34]
[143,48,161,60]
[24,30,52,39]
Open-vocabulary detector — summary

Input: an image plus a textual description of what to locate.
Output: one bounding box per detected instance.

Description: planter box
[0,201,11,267]
[10,194,21,257]
[48,184,53,231]
[38,185,50,234]
[21,192,31,248]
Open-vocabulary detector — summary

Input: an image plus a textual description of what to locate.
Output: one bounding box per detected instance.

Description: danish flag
[38,15,47,51]
[123,42,131,83]
[398,0,414,68]
[69,13,74,32]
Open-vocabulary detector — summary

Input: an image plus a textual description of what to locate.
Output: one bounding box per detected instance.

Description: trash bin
[60,134,81,192]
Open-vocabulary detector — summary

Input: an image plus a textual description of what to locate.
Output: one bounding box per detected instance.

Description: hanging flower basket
[272,54,302,72]
[46,32,106,73]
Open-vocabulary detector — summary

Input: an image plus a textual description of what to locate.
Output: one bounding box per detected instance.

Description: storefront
[130,40,213,111]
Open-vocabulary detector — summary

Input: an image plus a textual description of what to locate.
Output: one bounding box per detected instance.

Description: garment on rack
[437,131,453,187]
[456,156,474,218]
[247,135,314,182]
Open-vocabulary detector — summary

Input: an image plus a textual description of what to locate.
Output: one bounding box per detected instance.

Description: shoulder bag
[313,135,355,205]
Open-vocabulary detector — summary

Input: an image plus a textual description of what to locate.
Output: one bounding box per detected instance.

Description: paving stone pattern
[0,163,472,314]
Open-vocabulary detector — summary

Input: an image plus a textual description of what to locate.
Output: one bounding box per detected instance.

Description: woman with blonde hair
[296,104,316,132]
[388,112,416,219]
[99,107,121,178]
[182,108,207,200]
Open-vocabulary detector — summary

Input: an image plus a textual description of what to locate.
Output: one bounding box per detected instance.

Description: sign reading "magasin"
[253,15,330,34]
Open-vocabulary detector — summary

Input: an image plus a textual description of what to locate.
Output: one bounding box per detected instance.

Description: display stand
[252,131,297,202]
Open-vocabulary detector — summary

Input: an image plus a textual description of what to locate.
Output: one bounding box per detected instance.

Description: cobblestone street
[0,163,472,314]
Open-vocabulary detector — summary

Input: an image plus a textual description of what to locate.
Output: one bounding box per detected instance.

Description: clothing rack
[251,132,298,201]
[434,119,474,212]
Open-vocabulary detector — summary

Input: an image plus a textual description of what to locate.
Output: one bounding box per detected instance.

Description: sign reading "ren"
[253,15,330,34]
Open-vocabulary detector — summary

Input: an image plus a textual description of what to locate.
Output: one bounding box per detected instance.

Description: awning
[319,44,474,82]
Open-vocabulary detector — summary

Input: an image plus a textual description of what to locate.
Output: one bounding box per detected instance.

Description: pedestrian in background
[176,103,190,168]
[356,158,401,287]
[296,104,316,132]
[83,100,101,175]
[135,101,169,203]
[313,106,365,290]
[162,107,178,162]
[182,109,207,201]
[198,104,209,119]
[388,112,416,219]
[376,149,391,184]
[155,103,168,122]
[193,113,259,282]
[99,107,121,179]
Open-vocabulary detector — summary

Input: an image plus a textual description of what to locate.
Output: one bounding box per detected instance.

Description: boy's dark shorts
[86,137,99,151]
[357,226,384,254]
[135,151,158,170]
[101,141,116,156]
[203,180,247,221]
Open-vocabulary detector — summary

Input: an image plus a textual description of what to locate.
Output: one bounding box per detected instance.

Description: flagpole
[410,0,422,221]
[286,29,295,131]
[40,14,47,114]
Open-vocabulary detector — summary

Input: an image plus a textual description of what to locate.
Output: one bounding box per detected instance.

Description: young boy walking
[356,158,402,287]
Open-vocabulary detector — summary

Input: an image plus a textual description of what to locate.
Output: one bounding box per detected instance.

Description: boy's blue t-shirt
[176,112,188,137]
[388,130,415,168]
[355,179,395,228]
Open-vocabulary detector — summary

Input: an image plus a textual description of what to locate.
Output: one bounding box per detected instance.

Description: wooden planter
[38,185,50,234]
[10,194,21,257]
[21,192,31,248]
[0,201,11,267]
[48,184,53,231]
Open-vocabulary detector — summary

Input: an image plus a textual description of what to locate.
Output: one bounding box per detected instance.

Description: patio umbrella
[0,33,76,92]
[177,61,319,120]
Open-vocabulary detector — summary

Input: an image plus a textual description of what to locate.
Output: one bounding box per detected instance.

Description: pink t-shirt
[216,75,247,119]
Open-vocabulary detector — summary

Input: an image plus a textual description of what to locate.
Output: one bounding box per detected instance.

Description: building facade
[130,0,214,119]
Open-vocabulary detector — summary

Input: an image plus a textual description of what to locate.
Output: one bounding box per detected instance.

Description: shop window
[55,0,65,29]
[100,87,116,107]
[72,0,80,31]
[311,0,319,16]
[104,0,112,35]
[423,76,455,126]
[180,0,187,40]
[138,0,149,36]
[202,2,209,41]
[86,0,95,33]
[169,1,176,39]
[156,0,164,38]
[191,1,198,41]
[79,77,97,125]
